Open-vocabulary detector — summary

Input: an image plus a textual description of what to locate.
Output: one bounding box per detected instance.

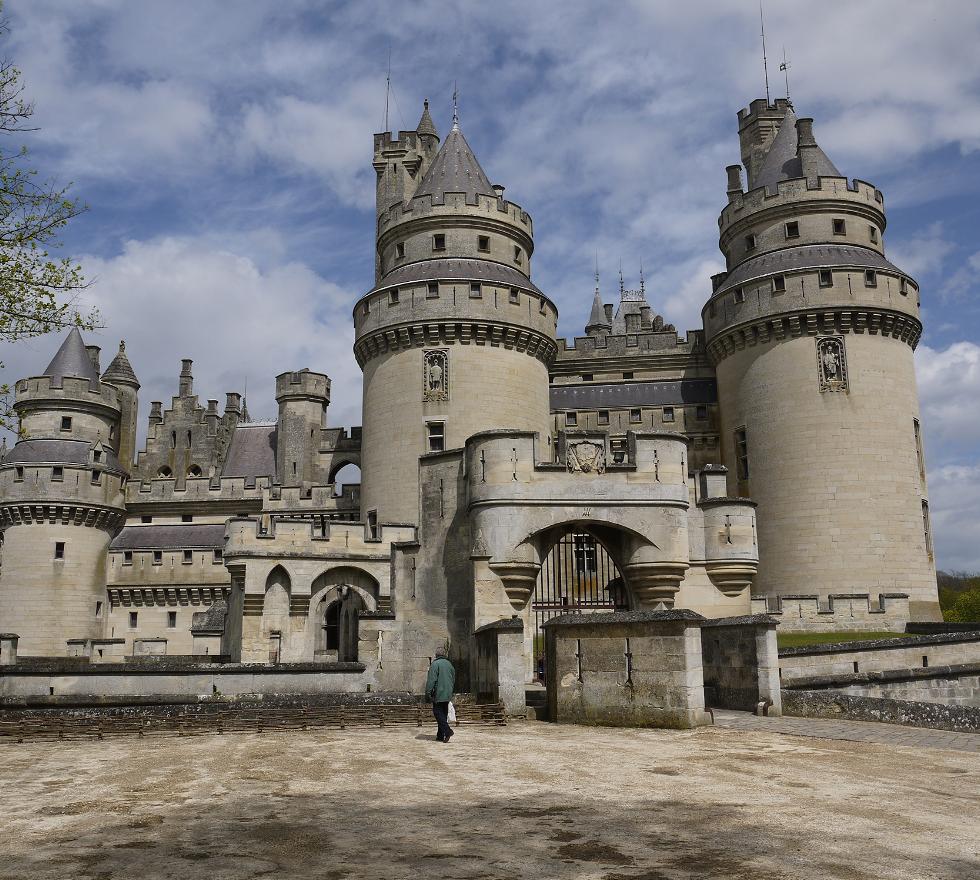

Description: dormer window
[60,416,72,432]
[478,235,490,253]
[833,218,846,235]
[784,221,800,239]
[432,234,446,252]
[93,450,102,463]
[395,242,405,259]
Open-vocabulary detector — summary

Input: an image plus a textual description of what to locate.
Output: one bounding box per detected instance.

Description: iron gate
[531,532,628,669]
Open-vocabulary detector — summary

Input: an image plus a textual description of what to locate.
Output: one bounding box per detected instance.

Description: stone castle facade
[0,96,940,695]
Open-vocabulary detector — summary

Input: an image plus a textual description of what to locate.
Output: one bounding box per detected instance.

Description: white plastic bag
[447,701,457,724]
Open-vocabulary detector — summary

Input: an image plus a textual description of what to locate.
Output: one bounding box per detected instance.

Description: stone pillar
[0,633,18,665]
[755,620,782,716]
[473,618,526,716]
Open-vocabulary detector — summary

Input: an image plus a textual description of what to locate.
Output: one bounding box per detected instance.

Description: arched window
[187,464,202,477]
[324,601,340,650]
[157,466,172,478]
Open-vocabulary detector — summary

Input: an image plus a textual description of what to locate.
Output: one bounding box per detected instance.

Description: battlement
[224,515,416,556]
[127,474,272,505]
[736,97,793,124]
[14,374,120,414]
[373,129,421,155]
[262,484,358,512]
[377,189,532,236]
[275,369,330,403]
[555,329,703,361]
[0,461,127,528]
[750,593,911,633]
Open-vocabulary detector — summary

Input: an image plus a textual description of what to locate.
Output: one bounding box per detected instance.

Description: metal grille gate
[531,532,628,663]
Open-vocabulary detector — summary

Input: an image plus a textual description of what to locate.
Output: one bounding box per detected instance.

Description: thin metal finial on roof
[452,80,459,131]
[639,260,645,296]
[383,46,391,132]
[619,261,625,297]
[779,47,791,103]
[594,252,600,293]
[760,1,771,104]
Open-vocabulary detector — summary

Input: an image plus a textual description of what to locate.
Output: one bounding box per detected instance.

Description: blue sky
[2,0,979,570]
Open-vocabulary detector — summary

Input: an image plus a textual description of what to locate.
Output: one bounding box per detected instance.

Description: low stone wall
[473,618,525,716]
[782,689,980,734]
[0,660,367,699]
[701,615,781,714]
[751,593,910,633]
[778,631,980,681]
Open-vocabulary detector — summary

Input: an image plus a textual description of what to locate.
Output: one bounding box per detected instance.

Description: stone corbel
[622,561,689,608]
[704,561,758,597]
[488,560,541,611]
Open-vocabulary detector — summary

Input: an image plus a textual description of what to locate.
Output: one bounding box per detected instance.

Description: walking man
[425,646,455,742]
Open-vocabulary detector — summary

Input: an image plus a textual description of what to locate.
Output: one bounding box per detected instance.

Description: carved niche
[566,440,606,474]
[423,349,449,402]
[816,336,848,393]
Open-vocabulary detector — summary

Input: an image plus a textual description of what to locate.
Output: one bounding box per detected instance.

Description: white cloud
[927,464,980,572]
[916,341,980,448]
[887,222,954,281]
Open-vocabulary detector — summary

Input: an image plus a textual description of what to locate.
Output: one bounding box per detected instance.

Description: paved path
[713,709,980,753]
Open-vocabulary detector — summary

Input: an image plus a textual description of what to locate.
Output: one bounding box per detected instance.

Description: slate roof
[717,244,904,295]
[101,341,139,387]
[550,379,717,411]
[110,523,227,551]
[416,99,439,140]
[221,423,276,481]
[413,126,496,204]
[3,438,126,474]
[43,327,99,385]
[371,258,544,296]
[586,290,610,329]
[752,106,841,191]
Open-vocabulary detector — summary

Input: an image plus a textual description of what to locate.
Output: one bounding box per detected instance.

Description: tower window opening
[478,235,490,252]
[869,226,879,244]
[565,412,578,427]
[426,281,439,298]
[865,270,877,287]
[900,278,909,295]
[392,162,397,173]
[696,405,708,421]
[514,246,523,264]
[509,288,520,304]
[90,470,101,485]
[93,450,102,463]
[213,548,223,563]
[581,373,593,382]
[95,601,103,617]
[363,300,370,315]
[367,509,379,541]
[152,550,163,565]
[183,549,193,564]
[922,500,933,558]
[623,372,634,380]
[733,287,745,304]
[187,465,202,477]
[186,430,192,446]
[395,242,405,259]
[54,541,65,560]
[784,221,800,239]
[129,611,138,629]
[182,514,193,522]
[432,234,446,251]
[744,233,756,250]
[167,611,177,628]
[157,466,172,478]
[52,466,63,481]
[123,551,133,564]
[14,466,23,481]
[819,269,833,287]
[833,218,847,235]
[109,425,115,440]
[171,431,176,449]
[141,515,152,523]
[772,275,786,293]
[629,408,642,423]
[469,282,482,298]
[662,406,675,423]
[59,416,72,432]
[914,419,926,481]
[734,427,750,481]
[388,288,399,305]
[426,421,445,453]
[597,410,609,426]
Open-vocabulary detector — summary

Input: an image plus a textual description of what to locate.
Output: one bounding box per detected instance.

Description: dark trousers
[432,701,452,741]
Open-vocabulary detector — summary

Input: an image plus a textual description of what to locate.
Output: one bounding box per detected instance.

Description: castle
[0,96,940,696]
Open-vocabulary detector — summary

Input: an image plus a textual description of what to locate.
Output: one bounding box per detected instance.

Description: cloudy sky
[1,0,979,570]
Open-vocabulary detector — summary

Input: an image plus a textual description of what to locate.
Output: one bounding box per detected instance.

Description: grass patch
[777,630,913,649]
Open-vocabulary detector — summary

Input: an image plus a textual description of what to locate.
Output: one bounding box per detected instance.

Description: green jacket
[425,656,455,703]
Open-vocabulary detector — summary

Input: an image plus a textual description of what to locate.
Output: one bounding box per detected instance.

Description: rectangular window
[922,500,933,558]
[696,405,708,421]
[129,611,138,629]
[60,416,72,431]
[900,277,909,295]
[772,275,786,293]
[181,514,193,523]
[213,548,223,564]
[95,601,103,618]
[426,421,445,453]
[735,427,750,481]
[388,288,399,305]
[478,235,490,252]
[90,470,101,485]
[869,226,879,244]
[833,218,846,235]
[913,418,926,481]
[52,466,63,481]
[432,234,446,251]
[509,288,520,304]
[426,281,439,298]
[662,406,675,423]
[362,300,370,316]
[565,412,578,427]
[785,221,800,239]
[581,373,593,382]
[14,466,23,481]
[819,269,833,287]
[733,287,745,304]
[123,550,133,565]
[573,535,597,574]
[152,550,163,565]
[183,549,193,564]
[597,410,609,426]
[629,408,642,423]
[167,611,177,629]
[514,246,523,264]
[469,282,482,298]
[623,372,634,380]
[93,450,102,462]
[54,541,65,560]
[367,509,379,541]
[745,234,756,250]
[865,270,877,287]
[141,515,152,523]
[395,242,405,258]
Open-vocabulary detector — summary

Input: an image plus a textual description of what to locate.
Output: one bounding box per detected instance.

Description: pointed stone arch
[306,566,379,661]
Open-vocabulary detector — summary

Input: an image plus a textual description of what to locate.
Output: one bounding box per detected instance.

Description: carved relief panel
[566,440,606,474]
[816,336,848,393]
[423,349,449,402]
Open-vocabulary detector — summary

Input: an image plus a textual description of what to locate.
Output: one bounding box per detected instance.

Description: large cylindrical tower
[704,99,938,621]
[356,110,558,524]
[0,329,127,655]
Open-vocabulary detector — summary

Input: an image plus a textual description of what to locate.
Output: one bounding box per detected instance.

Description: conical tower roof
[102,340,139,388]
[585,289,610,331]
[413,125,496,204]
[416,99,439,140]
[753,105,841,191]
[43,327,99,384]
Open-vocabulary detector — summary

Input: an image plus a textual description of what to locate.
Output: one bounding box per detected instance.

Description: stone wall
[701,615,781,713]
[473,618,525,715]
[750,593,911,633]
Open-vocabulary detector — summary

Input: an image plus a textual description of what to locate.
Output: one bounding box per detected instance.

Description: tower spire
[452,80,459,131]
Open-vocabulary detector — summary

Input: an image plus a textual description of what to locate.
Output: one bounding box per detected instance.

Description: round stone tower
[355,106,558,524]
[275,368,330,488]
[704,99,938,621]
[0,328,128,655]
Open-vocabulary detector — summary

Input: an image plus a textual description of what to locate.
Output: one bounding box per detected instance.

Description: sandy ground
[0,722,977,880]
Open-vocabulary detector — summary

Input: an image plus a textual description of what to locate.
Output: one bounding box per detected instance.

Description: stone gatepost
[473,618,526,716]
[0,633,18,665]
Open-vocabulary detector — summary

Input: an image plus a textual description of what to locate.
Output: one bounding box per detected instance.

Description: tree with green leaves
[0,9,96,430]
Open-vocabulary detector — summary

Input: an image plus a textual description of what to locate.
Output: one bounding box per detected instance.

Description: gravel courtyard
[0,721,977,880]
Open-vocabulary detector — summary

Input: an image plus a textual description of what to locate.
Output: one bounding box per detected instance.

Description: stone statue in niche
[423,349,449,401]
[566,440,606,474]
[816,336,848,393]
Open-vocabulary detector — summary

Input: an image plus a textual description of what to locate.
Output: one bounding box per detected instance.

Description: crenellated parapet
[15,375,121,446]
